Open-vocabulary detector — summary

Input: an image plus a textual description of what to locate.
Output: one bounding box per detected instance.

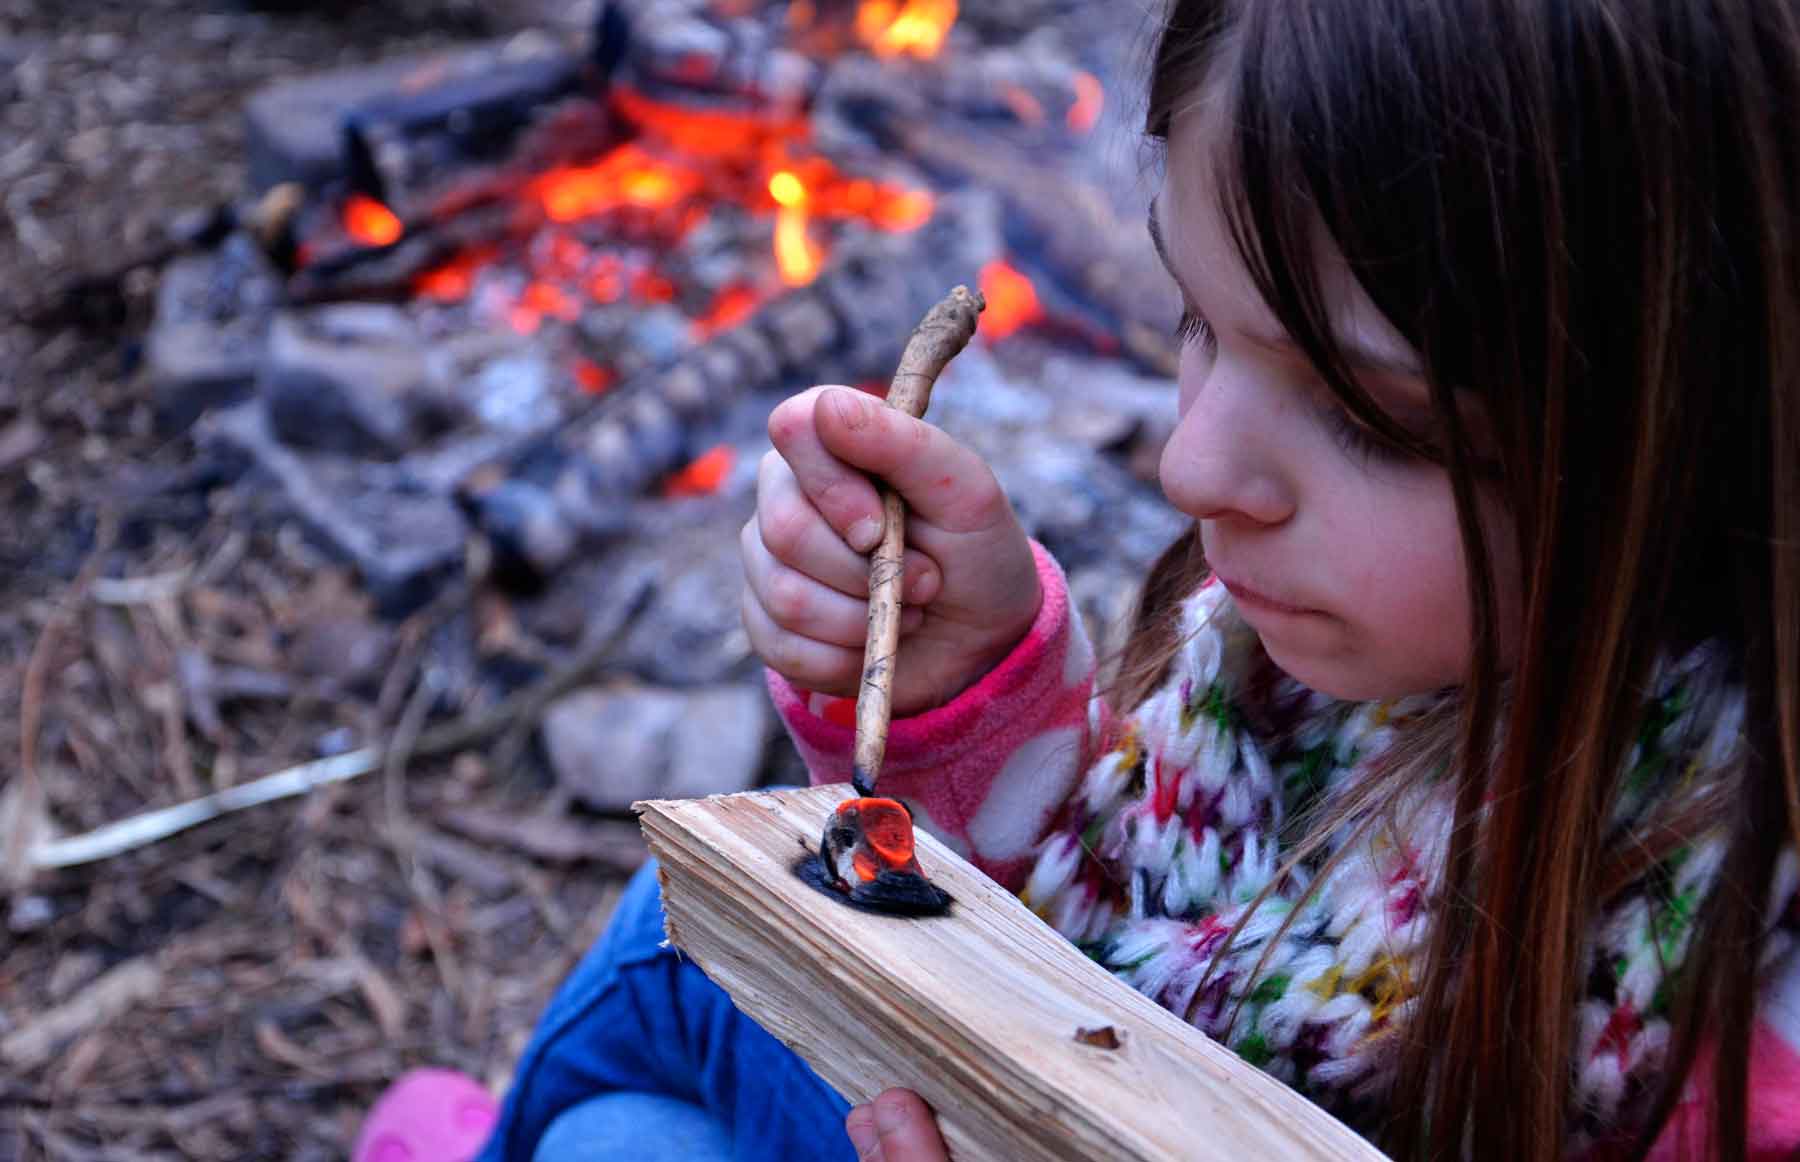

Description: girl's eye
[1323,402,1410,465]
[1174,309,1218,354]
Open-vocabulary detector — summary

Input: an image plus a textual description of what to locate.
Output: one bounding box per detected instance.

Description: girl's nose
[1158,364,1296,526]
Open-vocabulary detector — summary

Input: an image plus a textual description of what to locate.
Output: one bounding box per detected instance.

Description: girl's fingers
[757,449,873,593]
[868,1089,950,1162]
[739,583,925,694]
[767,387,889,552]
[812,388,1013,535]
[740,588,861,696]
[741,521,915,646]
[756,453,943,603]
[846,1105,883,1160]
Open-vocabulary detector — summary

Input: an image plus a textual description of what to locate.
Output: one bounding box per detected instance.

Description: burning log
[612,0,820,112]
[286,202,520,305]
[450,190,1001,590]
[342,44,591,220]
[893,119,1178,374]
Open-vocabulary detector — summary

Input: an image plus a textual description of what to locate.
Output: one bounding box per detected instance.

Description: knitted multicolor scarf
[1020,582,1758,1149]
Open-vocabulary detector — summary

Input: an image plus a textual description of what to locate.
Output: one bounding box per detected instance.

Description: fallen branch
[26,583,652,871]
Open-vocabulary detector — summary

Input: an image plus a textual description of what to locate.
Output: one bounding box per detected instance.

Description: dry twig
[26,584,653,871]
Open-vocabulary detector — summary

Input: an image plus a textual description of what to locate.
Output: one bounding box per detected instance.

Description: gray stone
[991,429,1187,574]
[541,682,769,811]
[1036,352,1178,455]
[758,293,840,370]
[200,402,467,615]
[146,242,280,432]
[464,479,579,586]
[466,351,561,434]
[261,306,437,459]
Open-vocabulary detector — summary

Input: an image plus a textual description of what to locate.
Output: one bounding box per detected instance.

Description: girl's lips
[1217,576,1322,616]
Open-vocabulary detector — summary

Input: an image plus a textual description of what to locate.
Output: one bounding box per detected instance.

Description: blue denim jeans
[475,860,857,1162]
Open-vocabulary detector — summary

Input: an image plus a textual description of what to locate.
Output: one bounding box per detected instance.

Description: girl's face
[1155,101,1521,700]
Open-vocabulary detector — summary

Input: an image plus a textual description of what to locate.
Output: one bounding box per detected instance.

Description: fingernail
[846,1106,879,1153]
[830,389,870,429]
[848,516,882,552]
[874,1094,907,1132]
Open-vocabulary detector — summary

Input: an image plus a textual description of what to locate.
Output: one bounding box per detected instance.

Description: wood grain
[636,784,1389,1162]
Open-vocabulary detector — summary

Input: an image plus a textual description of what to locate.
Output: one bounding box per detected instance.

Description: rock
[146,239,280,432]
[464,351,560,434]
[459,478,579,591]
[261,305,441,459]
[541,682,769,811]
[200,402,466,615]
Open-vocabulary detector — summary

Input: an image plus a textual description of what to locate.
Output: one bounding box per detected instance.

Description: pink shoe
[353,1068,499,1162]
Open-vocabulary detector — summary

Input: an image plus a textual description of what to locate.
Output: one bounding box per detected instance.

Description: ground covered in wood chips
[0,2,697,1158]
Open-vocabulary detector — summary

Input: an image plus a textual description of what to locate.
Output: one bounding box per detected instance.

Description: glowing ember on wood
[978,259,1042,339]
[343,194,404,246]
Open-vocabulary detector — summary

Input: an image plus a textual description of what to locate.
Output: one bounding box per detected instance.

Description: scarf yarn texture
[1019,584,1764,1148]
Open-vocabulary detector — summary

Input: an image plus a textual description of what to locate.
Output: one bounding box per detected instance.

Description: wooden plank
[635,784,1387,1162]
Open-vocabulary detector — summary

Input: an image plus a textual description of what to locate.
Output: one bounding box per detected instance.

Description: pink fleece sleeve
[765,539,1103,888]
[1643,929,1800,1159]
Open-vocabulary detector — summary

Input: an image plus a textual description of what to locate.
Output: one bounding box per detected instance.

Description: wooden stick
[853,285,985,794]
[26,583,652,871]
[637,785,1387,1162]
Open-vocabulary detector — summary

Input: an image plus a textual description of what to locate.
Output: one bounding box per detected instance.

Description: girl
[354,0,1800,1158]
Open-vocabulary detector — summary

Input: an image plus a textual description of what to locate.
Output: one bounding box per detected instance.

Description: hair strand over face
[1116,1,1800,1158]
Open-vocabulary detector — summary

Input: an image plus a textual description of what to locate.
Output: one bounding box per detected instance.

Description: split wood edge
[636,784,1388,1162]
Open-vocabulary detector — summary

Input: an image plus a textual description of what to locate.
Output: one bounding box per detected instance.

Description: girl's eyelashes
[1171,305,1456,470]
[1322,402,1408,464]
[1175,308,1218,353]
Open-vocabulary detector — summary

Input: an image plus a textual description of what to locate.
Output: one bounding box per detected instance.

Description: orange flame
[978,260,1043,340]
[344,194,403,246]
[663,444,737,497]
[857,0,957,59]
[693,284,761,339]
[1068,71,1104,134]
[614,87,807,162]
[388,87,938,346]
[527,143,702,223]
[414,246,495,302]
[770,170,824,286]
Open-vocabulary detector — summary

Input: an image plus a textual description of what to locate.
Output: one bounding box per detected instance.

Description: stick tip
[949,283,987,314]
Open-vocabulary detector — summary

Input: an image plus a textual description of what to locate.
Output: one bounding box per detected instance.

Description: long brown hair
[1116,1,1800,1158]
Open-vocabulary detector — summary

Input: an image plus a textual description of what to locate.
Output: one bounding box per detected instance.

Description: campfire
[141,0,1182,631]
[8,1,1196,1156]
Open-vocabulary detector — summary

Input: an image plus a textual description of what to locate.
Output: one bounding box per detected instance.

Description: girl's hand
[743,384,1042,717]
[845,1088,949,1161]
